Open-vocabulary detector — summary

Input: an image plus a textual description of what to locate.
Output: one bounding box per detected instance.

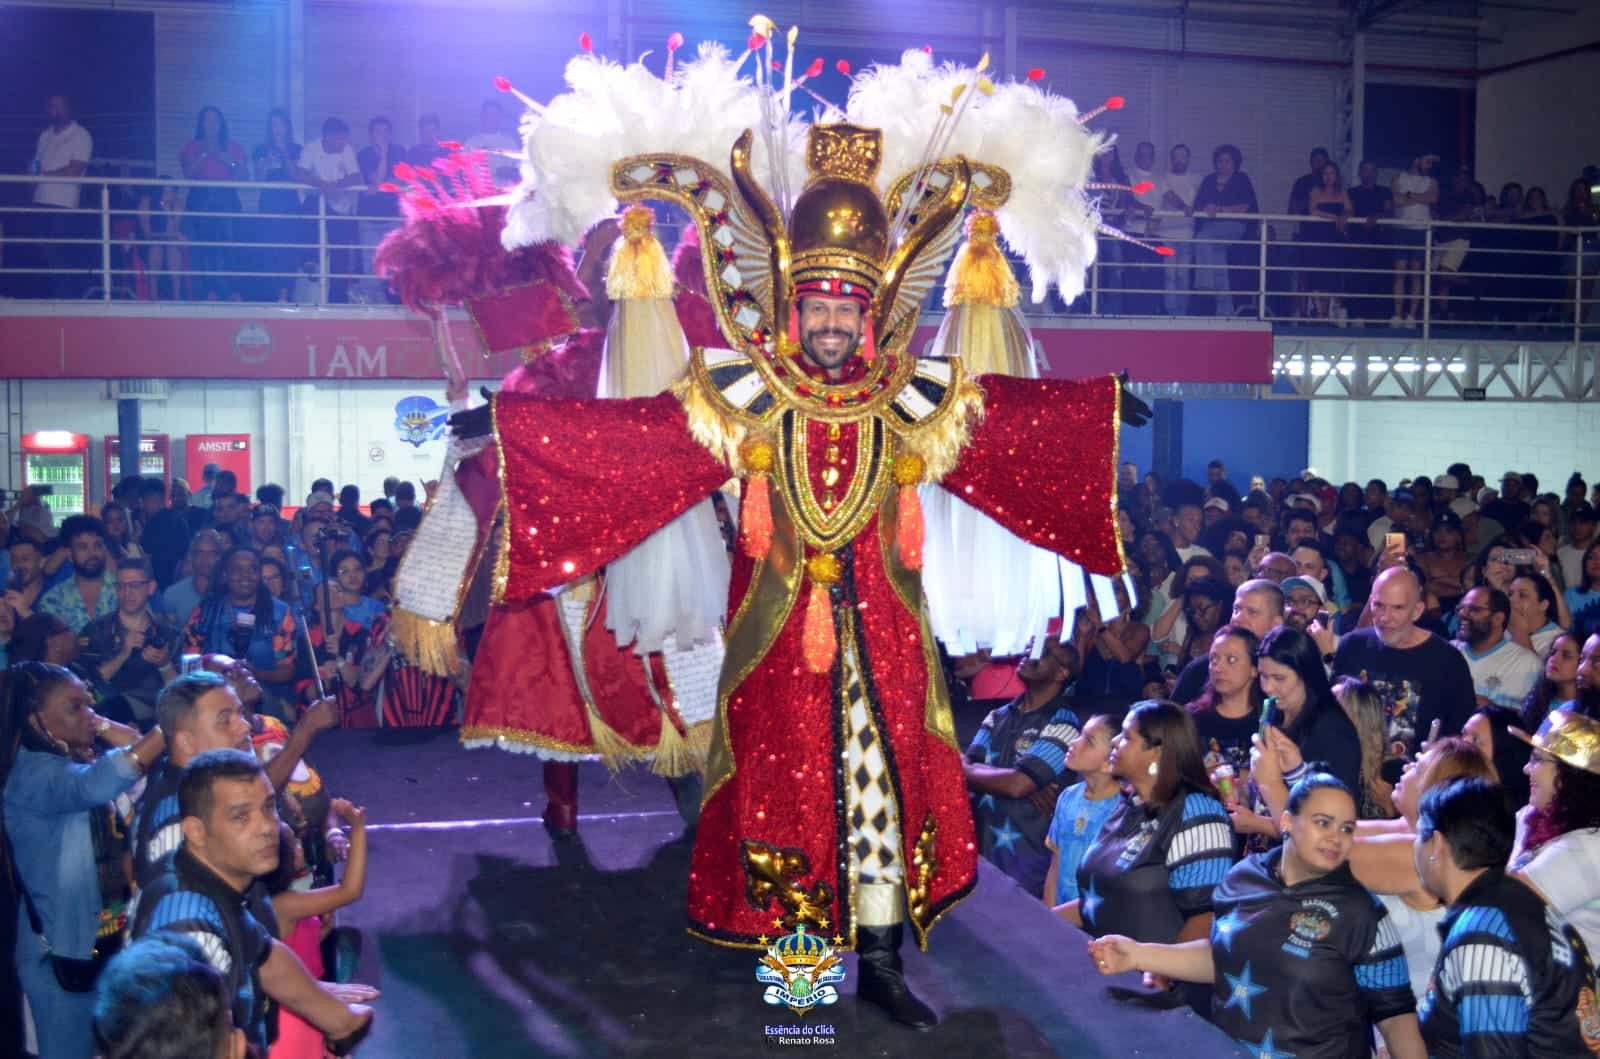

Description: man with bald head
[1172,578,1284,703]
[1332,566,1475,753]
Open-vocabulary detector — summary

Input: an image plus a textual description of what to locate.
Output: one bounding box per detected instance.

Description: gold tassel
[389,609,459,677]
[606,205,675,300]
[802,553,842,674]
[649,712,694,777]
[943,211,1020,309]
[584,705,642,773]
[684,719,713,769]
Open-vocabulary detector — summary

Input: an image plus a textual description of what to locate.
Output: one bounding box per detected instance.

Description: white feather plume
[503,43,806,251]
[846,54,1105,304]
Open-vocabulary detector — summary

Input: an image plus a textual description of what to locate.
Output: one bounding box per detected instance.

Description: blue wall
[1118,397,1310,489]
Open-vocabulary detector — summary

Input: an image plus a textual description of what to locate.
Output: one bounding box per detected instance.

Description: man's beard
[77,556,106,579]
[1463,618,1493,645]
[800,327,860,371]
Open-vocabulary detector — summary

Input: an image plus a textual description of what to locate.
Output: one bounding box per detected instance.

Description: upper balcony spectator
[29,93,94,299]
[179,107,248,301]
[1192,143,1257,317]
[297,117,362,303]
[354,116,405,304]
[1389,152,1439,326]
[252,107,309,303]
[409,113,448,167]
[466,100,519,184]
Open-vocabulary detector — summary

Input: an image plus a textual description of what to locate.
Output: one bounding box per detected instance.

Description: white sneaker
[1389,314,1403,327]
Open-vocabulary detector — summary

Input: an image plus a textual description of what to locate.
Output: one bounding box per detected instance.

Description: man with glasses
[80,557,182,726]
[1452,586,1540,709]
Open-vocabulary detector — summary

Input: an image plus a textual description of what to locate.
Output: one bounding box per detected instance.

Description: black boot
[854,923,937,1029]
[664,771,703,831]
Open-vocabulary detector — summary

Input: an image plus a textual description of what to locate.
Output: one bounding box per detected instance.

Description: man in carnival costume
[439,28,1150,1028]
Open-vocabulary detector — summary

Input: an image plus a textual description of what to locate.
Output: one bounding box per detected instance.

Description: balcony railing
[2,174,1597,343]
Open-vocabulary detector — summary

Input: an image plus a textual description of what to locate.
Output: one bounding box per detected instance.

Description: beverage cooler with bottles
[104,434,171,500]
[20,430,91,519]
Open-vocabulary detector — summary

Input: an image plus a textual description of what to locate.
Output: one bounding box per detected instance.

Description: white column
[285,382,316,501]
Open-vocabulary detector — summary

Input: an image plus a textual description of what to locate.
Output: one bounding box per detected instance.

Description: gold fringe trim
[892,371,985,484]
[684,719,713,769]
[389,608,458,677]
[459,724,598,756]
[674,373,749,470]
[607,206,675,300]
[583,703,644,773]
[943,212,1020,309]
[648,713,694,778]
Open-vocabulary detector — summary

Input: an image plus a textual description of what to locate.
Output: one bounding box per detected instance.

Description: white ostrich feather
[503,43,806,251]
[846,54,1105,304]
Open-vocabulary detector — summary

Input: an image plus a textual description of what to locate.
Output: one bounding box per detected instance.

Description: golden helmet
[788,124,888,305]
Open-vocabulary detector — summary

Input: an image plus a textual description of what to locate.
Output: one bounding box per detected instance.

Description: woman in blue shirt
[1563,540,1600,641]
[3,661,164,1059]
[325,549,385,631]
[183,548,298,700]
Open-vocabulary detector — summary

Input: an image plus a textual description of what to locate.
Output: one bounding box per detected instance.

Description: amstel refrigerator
[104,434,172,499]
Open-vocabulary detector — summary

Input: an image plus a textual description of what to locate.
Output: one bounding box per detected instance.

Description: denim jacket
[5,746,142,958]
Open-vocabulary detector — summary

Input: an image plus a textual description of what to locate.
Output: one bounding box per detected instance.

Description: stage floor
[316,728,1247,1058]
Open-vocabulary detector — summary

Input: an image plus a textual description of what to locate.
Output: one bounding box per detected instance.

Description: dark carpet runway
[315,728,1247,1058]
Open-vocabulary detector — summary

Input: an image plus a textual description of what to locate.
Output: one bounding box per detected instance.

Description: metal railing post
[1421,223,1433,343]
[1257,221,1268,320]
[1575,237,1586,346]
[100,184,112,301]
[1089,258,1100,317]
[317,194,329,306]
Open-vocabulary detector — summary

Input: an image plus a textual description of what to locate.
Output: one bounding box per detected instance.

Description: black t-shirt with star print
[1076,786,1233,942]
[1209,848,1415,1059]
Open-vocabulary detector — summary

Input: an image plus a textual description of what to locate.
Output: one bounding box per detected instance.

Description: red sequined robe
[492,372,1122,949]
[457,329,696,759]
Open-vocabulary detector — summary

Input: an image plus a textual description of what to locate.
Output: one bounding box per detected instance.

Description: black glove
[448,400,493,440]
[1117,371,1153,428]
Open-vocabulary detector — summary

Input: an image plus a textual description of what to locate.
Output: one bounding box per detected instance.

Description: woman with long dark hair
[3,662,163,1058]
[1090,773,1425,1059]
[1060,701,1233,1001]
[1511,709,1600,953]
[1255,625,1362,793]
[1521,631,1581,732]
[1229,625,1363,845]
[1187,624,1263,789]
[252,107,308,302]
[1462,703,1533,811]
[98,502,144,562]
[179,106,247,300]
[182,548,298,698]
[1091,144,1132,315]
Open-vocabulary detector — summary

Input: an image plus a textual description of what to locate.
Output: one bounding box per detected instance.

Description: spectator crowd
[9,94,1598,322]
[954,454,1600,1055]
[9,93,522,304]
[0,465,472,1057]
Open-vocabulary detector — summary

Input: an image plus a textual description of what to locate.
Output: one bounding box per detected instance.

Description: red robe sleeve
[939,373,1124,576]
[494,390,730,601]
